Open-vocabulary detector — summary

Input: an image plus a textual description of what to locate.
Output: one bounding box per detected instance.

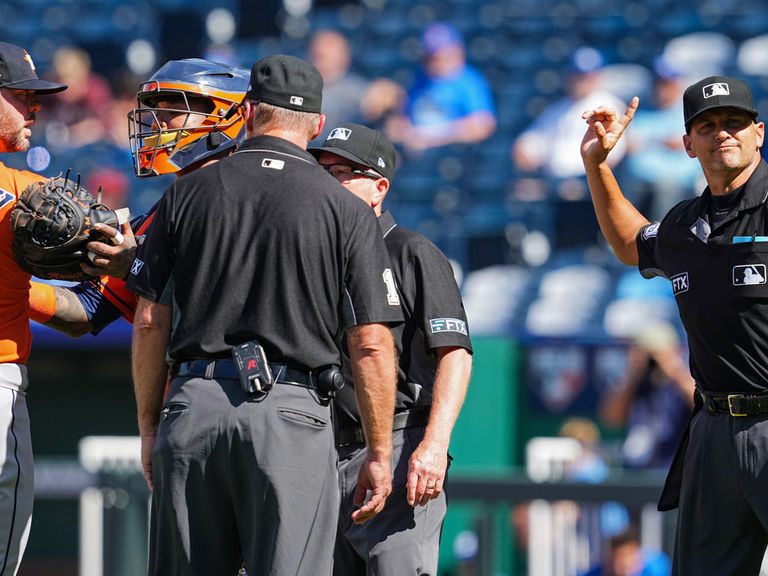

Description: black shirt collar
[675,159,768,226]
[378,210,397,238]
[236,135,318,165]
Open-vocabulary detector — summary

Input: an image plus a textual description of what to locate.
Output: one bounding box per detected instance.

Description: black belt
[176,359,314,388]
[338,409,430,447]
[700,391,768,417]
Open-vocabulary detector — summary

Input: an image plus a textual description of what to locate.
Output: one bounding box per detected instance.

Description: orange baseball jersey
[0,161,42,364]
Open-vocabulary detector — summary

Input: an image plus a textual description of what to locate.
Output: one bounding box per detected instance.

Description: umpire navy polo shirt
[127,135,403,370]
[637,159,768,394]
[336,211,473,429]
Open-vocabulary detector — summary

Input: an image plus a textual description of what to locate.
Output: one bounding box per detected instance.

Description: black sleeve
[125,182,176,302]
[342,206,404,326]
[637,222,667,279]
[407,239,472,352]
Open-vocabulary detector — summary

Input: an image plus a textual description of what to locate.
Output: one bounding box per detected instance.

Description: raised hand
[581,97,639,166]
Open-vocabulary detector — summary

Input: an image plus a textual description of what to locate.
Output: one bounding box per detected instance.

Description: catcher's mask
[128,58,248,177]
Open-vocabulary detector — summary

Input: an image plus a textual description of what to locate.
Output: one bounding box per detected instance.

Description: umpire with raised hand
[581,76,768,575]
[311,123,473,575]
[127,55,402,576]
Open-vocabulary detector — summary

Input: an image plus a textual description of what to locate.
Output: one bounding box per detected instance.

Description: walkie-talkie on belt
[231,340,274,394]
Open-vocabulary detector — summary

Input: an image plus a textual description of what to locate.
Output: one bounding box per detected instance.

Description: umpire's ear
[371,177,389,214]
[309,114,326,142]
[244,100,257,136]
[682,134,697,159]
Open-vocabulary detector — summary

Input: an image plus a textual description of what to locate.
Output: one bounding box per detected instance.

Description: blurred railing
[35,439,671,576]
[446,470,670,576]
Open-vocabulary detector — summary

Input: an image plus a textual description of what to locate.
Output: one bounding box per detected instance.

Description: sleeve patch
[130,259,145,276]
[0,189,13,209]
[430,318,468,335]
[641,222,660,240]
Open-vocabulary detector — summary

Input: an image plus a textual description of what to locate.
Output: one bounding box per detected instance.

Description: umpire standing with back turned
[581,76,768,575]
[127,54,403,576]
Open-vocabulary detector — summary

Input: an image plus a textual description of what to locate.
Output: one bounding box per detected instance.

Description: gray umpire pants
[673,409,768,575]
[334,425,447,576]
[148,375,339,576]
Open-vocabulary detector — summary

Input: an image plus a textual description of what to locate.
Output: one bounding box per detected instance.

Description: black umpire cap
[245,54,322,114]
[309,123,397,181]
[0,42,67,94]
[683,75,758,131]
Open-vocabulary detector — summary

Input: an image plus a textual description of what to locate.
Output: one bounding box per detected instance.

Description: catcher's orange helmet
[128,58,248,177]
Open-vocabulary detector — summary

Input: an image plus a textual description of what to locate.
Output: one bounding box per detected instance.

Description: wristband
[29,281,57,323]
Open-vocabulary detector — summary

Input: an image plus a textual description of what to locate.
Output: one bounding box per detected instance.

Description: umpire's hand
[407,440,447,506]
[351,454,392,525]
[140,433,156,491]
[580,96,639,166]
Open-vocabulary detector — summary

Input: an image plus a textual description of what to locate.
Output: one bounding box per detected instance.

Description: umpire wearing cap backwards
[582,76,768,574]
[127,55,403,576]
[310,123,473,575]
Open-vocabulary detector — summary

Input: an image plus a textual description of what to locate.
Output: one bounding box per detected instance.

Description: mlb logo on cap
[309,122,397,181]
[703,83,729,98]
[328,127,352,141]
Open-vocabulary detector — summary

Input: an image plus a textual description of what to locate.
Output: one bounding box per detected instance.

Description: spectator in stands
[559,417,609,483]
[384,22,496,153]
[623,58,701,220]
[559,417,630,545]
[308,29,370,140]
[40,45,114,149]
[599,321,694,470]
[513,47,626,182]
[579,525,671,576]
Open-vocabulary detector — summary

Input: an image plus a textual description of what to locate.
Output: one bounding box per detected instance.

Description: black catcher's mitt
[10,173,129,281]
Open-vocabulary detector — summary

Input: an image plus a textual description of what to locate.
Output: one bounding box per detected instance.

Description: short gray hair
[248,101,321,139]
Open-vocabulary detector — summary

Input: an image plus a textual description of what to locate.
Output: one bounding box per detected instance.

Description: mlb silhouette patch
[328,127,351,141]
[703,83,729,98]
[262,158,285,170]
[733,264,766,286]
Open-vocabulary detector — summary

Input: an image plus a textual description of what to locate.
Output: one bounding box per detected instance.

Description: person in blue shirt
[580,526,671,576]
[386,22,496,153]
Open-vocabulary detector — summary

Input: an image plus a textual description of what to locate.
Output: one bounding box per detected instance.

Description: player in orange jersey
[0,41,67,576]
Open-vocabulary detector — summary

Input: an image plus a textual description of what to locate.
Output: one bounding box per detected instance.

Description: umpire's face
[316,151,389,213]
[684,107,764,178]
[0,88,39,153]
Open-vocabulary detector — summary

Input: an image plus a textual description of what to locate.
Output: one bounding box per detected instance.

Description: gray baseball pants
[148,375,339,576]
[334,425,446,576]
[0,363,32,576]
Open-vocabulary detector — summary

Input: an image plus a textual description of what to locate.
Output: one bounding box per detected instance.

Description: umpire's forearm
[132,298,172,436]
[422,346,472,452]
[347,323,397,460]
[584,159,649,266]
